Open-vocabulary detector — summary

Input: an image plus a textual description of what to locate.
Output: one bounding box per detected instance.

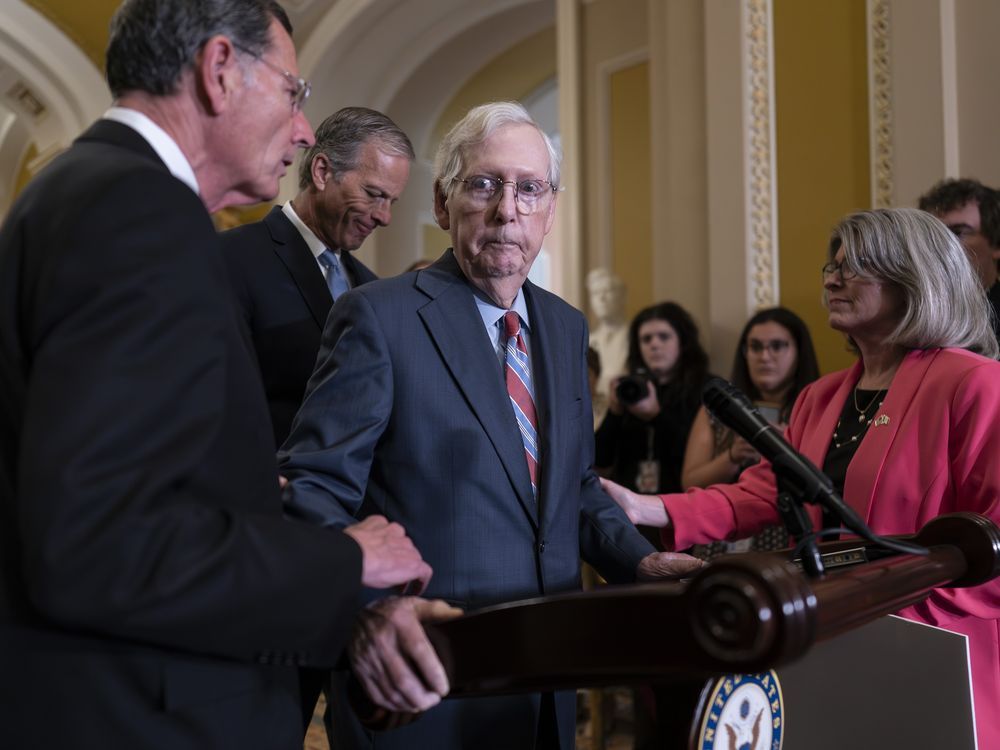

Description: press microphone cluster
[701,377,925,557]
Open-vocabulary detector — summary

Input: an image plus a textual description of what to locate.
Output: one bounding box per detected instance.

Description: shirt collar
[103,107,199,196]
[281,202,330,261]
[473,286,531,332]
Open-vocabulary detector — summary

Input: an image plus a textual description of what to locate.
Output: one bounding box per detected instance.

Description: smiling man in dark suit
[220,107,413,447]
[0,2,452,748]
[279,101,703,750]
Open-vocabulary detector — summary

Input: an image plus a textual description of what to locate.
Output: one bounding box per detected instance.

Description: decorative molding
[868,0,893,207]
[743,0,778,309]
[0,1,108,214]
[556,0,583,306]
[595,48,648,274]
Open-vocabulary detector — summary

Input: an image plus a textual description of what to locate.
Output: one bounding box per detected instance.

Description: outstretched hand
[344,515,432,593]
[350,596,463,713]
[600,477,668,527]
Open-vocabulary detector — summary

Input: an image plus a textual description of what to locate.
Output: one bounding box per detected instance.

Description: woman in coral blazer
[604,208,1000,749]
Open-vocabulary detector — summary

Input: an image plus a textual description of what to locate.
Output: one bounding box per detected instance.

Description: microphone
[701,377,869,535]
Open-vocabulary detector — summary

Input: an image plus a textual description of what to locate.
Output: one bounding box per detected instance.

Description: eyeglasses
[821,259,860,281]
[744,339,791,355]
[453,175,557,215]
[233,43,311,113]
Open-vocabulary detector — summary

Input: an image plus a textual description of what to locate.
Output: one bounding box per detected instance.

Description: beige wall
[649,0,709,332]
[10,0,1000,373]
[774,0,870,374]
[609,62,651,320]
[27,0,119,67]
[582,0,649,317]
[429,27,556,161]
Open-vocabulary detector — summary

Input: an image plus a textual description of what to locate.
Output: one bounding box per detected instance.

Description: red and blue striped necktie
[503,311,539,495]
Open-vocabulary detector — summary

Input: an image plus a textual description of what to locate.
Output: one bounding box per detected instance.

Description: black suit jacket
[219,207,378,447]
[0,120,363,749]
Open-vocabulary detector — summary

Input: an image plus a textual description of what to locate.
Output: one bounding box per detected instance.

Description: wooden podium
[355,512,999,748]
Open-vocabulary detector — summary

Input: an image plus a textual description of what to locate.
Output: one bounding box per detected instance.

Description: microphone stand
[701,377,928,573]
[772,455,825,578]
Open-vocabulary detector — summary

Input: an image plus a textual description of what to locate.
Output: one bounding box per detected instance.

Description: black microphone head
[702,376,754,415]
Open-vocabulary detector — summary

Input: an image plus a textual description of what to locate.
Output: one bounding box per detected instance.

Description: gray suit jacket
[279,250,653,750]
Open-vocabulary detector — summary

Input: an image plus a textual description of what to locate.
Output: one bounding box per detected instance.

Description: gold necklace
[852,387,886,424]
[832,388,886,449]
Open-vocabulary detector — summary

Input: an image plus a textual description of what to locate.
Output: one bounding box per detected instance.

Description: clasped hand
[343,516,462,713]
[349,596,463,713]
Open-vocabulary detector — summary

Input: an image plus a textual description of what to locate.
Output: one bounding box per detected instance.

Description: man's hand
[350,596,463,713]
[344,516,432,593]
[636,551,706,581]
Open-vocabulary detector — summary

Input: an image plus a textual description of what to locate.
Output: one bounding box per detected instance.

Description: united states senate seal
[696,670,784,750]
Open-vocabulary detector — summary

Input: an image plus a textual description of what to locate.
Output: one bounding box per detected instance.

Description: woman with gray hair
[602,207,1000,749]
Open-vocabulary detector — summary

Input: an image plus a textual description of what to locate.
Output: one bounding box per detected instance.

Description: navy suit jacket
[220,206,377,447]
[279,250,654,750]
[0,120,363,750]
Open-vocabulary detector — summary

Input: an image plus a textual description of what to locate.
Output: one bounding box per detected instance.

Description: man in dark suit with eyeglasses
[0,2,450,748]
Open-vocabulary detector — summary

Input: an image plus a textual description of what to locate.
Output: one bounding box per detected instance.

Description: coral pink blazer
[662,348,1000,748]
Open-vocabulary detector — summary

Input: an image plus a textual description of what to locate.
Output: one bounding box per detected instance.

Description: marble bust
[586,269,628,422]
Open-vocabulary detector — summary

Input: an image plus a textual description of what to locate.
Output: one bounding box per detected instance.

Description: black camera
[615,370,651,405]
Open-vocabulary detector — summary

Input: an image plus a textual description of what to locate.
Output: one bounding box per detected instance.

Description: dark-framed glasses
[233,43,311,113]
[745,339,791,355]
[454,175,557,215]
[821,259,860,281]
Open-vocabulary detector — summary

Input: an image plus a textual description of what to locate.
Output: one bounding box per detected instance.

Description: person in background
[918,178,1000,342]
[603,208,1000,749]
[0,2,449,748]
[592,300,710,750]
[220,107,413,448]
[681,307,819,558]
[594,301,710,533]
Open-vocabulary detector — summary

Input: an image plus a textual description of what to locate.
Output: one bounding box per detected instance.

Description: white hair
[828,207,998,358]
[433,101,561,197]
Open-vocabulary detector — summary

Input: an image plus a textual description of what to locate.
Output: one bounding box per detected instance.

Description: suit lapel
[416,253,539,526]
[264,207,332,329]
[843,349,935,521]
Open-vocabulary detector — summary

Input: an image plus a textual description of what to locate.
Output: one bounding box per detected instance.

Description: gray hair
[106,0,291,98]
[828,207,998,358]
[433,101,561,197]
[298,107,414,190]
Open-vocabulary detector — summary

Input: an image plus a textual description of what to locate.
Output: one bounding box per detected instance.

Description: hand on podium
[349,596,463,713]
[636,551,706,581]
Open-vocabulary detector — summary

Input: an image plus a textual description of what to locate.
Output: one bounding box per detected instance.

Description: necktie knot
[503,310,521,340]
